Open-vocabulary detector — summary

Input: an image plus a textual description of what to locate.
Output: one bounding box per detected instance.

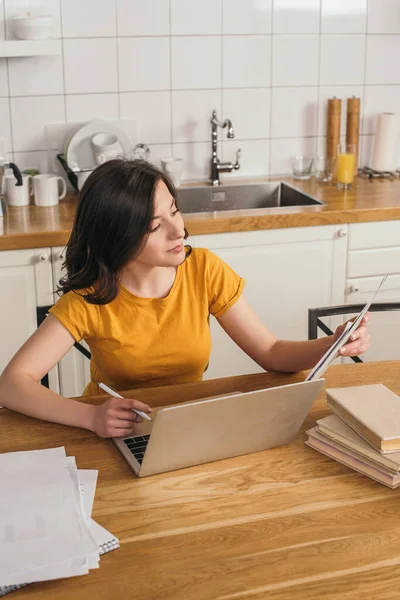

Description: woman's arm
[217,296,370,373]
[0,315,151,436]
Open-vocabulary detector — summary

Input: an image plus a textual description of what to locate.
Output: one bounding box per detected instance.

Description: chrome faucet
[210,110,241,186]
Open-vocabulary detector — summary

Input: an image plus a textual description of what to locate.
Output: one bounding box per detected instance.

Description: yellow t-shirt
[49,248,244,396]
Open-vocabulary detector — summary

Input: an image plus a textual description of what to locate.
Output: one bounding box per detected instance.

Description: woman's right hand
[92,396,153,438]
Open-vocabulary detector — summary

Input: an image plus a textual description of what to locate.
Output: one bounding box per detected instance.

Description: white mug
[161,157,183,188]
[91,132,123,165]
[33,174,67,207]
[4,174,32,206]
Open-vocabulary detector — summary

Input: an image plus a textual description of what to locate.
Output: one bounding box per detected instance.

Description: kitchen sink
[176,182,324,214]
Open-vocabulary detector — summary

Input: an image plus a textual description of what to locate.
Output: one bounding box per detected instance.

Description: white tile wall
[1,0,400,180]
[273,0,320,34]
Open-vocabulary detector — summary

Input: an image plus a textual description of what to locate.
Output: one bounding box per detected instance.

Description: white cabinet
[52,247,90,397]
[0,247,59,391]
[346,221,400,362]
[191,224,348,379]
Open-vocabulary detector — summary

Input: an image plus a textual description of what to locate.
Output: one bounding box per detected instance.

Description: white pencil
[99,382,152,421]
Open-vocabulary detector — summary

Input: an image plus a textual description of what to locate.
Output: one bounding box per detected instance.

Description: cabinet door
[52,247,91,397]
[191,225,348,379]
[0,248,59,392]
[345,274,400,362]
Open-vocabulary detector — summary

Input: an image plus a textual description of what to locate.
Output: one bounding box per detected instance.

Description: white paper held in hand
[99,382,152,421]
[306,274,388,382]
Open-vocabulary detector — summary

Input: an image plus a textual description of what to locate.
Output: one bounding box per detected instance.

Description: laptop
[112,378,325,477]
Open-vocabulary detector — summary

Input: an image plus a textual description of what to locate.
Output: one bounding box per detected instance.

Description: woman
[0,159,370,438]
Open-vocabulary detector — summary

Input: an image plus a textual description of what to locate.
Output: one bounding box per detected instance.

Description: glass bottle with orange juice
[337,143,356,190]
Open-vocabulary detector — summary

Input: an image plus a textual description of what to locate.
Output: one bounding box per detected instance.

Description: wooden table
[1,361,400,599]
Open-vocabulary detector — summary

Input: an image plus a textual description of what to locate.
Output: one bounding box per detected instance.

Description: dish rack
[56,153,80,191]
[44,119,138,192]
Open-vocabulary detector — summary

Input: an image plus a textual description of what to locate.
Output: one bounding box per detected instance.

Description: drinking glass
[315,156,335,183]
[337,143,355,190]
[291,155,313,180]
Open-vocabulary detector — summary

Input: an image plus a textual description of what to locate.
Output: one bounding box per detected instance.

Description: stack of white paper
[0,447,119,595]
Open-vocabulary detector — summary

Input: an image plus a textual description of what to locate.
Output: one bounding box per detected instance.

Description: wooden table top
[1,176,400,250]
[1,361,400,600]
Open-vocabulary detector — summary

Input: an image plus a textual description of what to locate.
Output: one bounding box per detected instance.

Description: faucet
[210,110,241,186]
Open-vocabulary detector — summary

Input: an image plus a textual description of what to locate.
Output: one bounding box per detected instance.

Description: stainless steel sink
[176,182,324,214]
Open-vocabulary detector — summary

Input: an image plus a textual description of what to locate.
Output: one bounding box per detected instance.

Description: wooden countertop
[1,361,400,599]
[1,176,400,251]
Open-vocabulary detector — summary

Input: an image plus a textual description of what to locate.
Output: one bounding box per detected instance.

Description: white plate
[66,120,134,172]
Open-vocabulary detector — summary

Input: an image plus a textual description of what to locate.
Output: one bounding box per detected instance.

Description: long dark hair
[58,158,191,304]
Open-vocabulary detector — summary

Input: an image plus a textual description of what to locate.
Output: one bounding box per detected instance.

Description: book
[325,383,400,453]
[316,414,400,473]
[306,427,400,489]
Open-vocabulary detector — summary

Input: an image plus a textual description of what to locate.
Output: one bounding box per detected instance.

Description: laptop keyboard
[123,434,151,465]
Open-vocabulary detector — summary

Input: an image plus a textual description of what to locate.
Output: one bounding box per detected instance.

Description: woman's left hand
[333,312,371,357]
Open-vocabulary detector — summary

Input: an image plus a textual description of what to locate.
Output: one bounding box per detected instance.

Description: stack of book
[306,383,400,488]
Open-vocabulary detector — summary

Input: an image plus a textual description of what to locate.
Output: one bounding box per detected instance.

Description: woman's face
[135,179,186,268]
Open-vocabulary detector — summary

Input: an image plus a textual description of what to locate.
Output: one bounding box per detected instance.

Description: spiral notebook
[0,467,119,597]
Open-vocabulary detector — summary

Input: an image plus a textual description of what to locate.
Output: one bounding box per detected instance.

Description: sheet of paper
[0,448,99,585]
[306,274,387,382]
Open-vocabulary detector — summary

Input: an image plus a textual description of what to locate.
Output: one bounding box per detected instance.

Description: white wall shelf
[0,40,61,58]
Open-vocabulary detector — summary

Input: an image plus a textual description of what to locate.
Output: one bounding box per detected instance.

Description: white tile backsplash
[120,91,171,144]
[61,0,116,37]
[172,89,221,143]
[0,59,9,96]
[366,35,400,84]
[222,139,270,177]
[223,0,272,34]
[171,0,221,35]
[65,94,119,122]
[223,35,271,88]
[64,38,118,94]
[319,35,366,85]
[10,96,65,152]
[8,55,64,96]
[1,1,398,178]
[271,87,319,138]
[118,37,170,92]
[0,98,12,151]
[116,0,169,36]
[223,88,270,139]
[367,0,400,34]
[363,85,400,134]
[272,35,319,86]
[273,0,320,34]
[172,36,221,90]
[321,0,367,34]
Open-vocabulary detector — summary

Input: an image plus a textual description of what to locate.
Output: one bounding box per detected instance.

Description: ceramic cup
[4,174,32,206]
[161,157,183,188]
[33,174,67,207]
[91,133,123,165]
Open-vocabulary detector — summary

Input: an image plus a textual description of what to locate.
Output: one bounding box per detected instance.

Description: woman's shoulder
[186,247,219,268]
[53,288,97,311]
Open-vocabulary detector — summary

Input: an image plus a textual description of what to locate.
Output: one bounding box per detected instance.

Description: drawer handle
[338,229,347,238]
[350,284,359,293]
[58,252,64,260]
[39,253,48,262]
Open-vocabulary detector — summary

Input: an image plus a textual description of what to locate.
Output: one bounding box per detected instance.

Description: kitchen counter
[1,361,400,599]
[1,176,400,251]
